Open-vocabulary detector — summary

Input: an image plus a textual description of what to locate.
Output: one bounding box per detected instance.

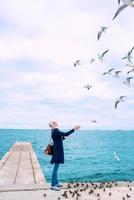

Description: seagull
[113,70,122,78]
[125,63,134,68]
[92,120,97,123]
[97,26,107,41]
[127,68,134,74]
[103,68,114,76]
[113,151,120,161]
[126,194,131,198]
[113,0,134,20]
[98,49,109,62]
[115,96,126,109]
[123,77,133,86]
[83,84,92,90]
[74,60,81,67]
[90,58,96,64]
[122,46,134,64]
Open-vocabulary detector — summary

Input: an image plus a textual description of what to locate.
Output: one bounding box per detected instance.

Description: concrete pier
[0,142,47,192]
[0,142,67,200]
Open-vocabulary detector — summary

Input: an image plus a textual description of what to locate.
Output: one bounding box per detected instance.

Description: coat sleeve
[56,128,75,137]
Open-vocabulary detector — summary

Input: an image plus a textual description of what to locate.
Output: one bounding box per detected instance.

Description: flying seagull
[83,84,92,90]
[113,151,120,161]
[115,96,126,109]
[123,77,133,86]
[115,100,121,109]
[97,26,107,41]
[74,60,81,67]
[113,70,122,78]
[125,63,134,68]
[113,0,134,20]
[91,120,97,123]
[98,49,110,62]
[103,68,114,76]
[122,46,134,64]
[127,68,134,74]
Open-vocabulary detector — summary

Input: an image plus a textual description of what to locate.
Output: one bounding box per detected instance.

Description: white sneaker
[51,186,60,191]
[57,184,63,187]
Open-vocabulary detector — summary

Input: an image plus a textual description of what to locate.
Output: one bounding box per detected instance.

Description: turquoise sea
[0,129,134,183]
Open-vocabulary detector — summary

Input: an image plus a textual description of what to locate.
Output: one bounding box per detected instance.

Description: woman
[49,121,80,191]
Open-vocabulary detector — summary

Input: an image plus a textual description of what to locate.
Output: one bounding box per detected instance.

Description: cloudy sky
[0,0,134,129]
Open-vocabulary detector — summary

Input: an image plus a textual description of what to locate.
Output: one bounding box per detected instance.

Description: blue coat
[50,128,75,164]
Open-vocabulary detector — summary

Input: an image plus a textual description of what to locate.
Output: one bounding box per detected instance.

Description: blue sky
[0,0,134,129]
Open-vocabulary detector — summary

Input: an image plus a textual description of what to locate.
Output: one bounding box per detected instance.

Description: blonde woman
[49,121,80,191]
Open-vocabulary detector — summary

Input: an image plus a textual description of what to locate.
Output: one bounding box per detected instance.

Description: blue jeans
[51,163,59,187]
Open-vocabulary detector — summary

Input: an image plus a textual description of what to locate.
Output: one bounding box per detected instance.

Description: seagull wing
[115,100,120,109]
[122,56,127,60]
[97,30,102,41]
[119,96,126,100]
[101,49,109,58]
[128,46,134,56]
[109,68,114,73]
[113,4,128,20]
[127,55,133,64]
[90,58,95,63]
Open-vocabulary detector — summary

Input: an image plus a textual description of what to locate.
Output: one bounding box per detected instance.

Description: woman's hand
[74,125,80,130]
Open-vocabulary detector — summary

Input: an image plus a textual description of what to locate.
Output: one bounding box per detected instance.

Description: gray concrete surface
[0,142,46,189]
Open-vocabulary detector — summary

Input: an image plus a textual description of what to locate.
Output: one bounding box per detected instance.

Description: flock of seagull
[73,0,134,165]
[43,181,133,199]
[73,0,134,111]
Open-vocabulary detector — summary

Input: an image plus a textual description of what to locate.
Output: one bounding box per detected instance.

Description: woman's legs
[51,163,59,187]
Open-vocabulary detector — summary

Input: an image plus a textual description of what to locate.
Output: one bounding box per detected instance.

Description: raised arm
[56,129,75,137]
[56,125,80,137]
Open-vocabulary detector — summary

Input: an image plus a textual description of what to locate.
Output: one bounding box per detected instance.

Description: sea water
[0,129,134,183]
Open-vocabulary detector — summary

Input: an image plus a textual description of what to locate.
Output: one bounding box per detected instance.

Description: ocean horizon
[0,129,134,183]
